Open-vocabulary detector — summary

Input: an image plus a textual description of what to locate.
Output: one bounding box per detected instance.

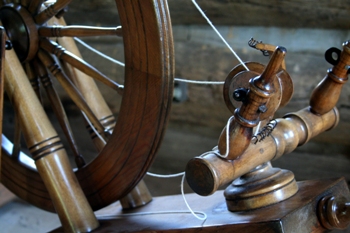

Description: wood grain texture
[218,47,286,160]
[34,0,72,25]
[3,41,98,232]
[52,178,350,232]
[38,25,122,37]
[40,38,123,94]
[186,107,339,196]
[310,41,350,115]
[1,0,175,213]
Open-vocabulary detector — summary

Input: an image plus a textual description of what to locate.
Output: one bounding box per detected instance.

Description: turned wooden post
[310,41,350,114]
[218,47,286,159]
[4,45,98,232]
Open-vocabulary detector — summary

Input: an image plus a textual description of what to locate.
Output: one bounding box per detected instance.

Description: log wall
[65,0,350,29]
[48,1,350,184]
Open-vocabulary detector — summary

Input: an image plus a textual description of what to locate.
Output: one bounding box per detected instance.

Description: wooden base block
[224,163,299,211]
[51,178,349,232]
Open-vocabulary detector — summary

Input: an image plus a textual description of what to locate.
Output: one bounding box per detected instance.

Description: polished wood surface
[39,25,122,37]
[186,107,339,196]
[27,0,44,14]
[53,17,116,150]
[24,62,41,101]
[310,41,350,115]
[218,47,286,160]
[51,178,350,232]
[224,162,298,211]
[3,39,99,232]
[40,38,123,94]
[186,40,350,203]
[37,48,108,138]
[33,58,86,168]
[1,0,174,215]
[52,18,153,208]
[1,0,350,232]
[34,0,72,25]
[318,195,350,230]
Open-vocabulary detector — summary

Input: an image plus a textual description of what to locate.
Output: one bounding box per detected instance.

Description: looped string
[147,171,207,221]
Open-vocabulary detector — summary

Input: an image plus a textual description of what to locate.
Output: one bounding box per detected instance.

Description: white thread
[191,0,249,71]
[181,174,207,221]
[213,115,234,158]
[146,171,207,221]
[175,78,224,85]
[213,117,262,158]
[147,171,185,178]
[75,38,223,85]
[74,37,126,67]
[254,121,262,136]
[97,210,207,219]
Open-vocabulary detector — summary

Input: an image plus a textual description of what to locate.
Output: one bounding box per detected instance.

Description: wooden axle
[186,107,339,196]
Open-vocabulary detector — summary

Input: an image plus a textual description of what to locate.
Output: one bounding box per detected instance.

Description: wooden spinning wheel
[0,0,174,218]
[2,1,350,232]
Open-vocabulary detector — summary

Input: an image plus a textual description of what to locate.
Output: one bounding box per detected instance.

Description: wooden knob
[318,195,350,230]
[186,152,235,196]
[310,41,350,114]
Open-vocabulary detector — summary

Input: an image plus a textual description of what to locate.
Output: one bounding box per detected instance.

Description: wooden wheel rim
[1,0,174,212]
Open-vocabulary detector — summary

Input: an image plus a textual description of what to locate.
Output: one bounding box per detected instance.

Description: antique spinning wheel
[0,0,174,213]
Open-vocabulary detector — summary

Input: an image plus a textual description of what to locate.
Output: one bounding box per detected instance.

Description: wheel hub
[0,4,38,62]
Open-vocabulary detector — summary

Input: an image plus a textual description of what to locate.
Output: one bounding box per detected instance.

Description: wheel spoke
[33,59,86,168]
[27,0,45,15]
[19,0,31,8]
[39,25,122,38]
[40,38,124,95]
[24,62,41,102]
[37,49,108,141]
[34,0,72,25]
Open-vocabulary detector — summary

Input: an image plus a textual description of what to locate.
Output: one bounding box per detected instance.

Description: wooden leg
[119,180,152,209]
[4,44,99,232]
